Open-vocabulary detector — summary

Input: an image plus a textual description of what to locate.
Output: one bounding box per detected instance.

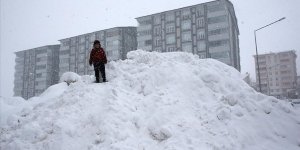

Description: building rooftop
[134,0,238,34]
[58,26,137,41]
[14,44,60,54]
[135,0,227,19]
[253,50,297,57]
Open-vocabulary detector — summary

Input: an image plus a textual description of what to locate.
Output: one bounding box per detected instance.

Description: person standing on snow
[89,40,107,83]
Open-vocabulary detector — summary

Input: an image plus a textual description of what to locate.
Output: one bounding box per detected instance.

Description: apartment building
[136,0,240,71]
[254,50,297,98]
[58,27,137,77]
[14,45,60,99]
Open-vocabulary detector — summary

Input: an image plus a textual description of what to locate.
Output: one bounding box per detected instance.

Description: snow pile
[60,72,81,85]
[1,50,300,150]
[0,97,27,127]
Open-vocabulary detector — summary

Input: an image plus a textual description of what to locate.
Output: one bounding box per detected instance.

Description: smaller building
[254,50,297,99]
[14,45,60,99]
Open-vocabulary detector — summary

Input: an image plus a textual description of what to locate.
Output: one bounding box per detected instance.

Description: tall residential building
[14,45,60,99]
[135,0,240,71]
[58,27,137,77]
[254,50,297,98]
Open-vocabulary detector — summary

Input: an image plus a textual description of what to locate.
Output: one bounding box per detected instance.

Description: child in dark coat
[89,40,107,83]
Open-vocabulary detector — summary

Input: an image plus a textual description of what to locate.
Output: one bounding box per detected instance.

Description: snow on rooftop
[1,50,300,150]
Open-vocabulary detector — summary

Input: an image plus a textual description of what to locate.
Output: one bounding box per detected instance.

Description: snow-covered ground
[1,50,300,150]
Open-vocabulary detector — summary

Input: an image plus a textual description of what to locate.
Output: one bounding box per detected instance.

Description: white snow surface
[1,50,300,150]
[60,72,81,84]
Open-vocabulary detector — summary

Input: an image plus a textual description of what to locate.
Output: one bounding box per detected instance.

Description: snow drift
[1,50,300,150]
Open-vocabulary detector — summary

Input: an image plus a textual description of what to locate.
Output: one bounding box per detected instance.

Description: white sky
[1,0,300,97]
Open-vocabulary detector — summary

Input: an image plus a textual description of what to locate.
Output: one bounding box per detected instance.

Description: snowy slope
[1,50,300,150]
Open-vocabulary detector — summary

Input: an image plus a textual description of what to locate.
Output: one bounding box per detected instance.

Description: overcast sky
[1,0,300,97]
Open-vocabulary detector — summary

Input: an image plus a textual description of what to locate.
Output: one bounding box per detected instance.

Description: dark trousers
[94,62,106,82]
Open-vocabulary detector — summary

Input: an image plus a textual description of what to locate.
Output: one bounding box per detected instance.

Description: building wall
[136,0,240,71]
[254,50,297,98]
[14,45,60,99]
[297,76,300,98]
[58,27,137,77]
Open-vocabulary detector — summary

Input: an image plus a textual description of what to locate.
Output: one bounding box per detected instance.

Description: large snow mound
[1,50,300,150]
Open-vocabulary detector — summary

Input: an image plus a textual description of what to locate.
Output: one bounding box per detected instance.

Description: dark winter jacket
[89,48,107,65]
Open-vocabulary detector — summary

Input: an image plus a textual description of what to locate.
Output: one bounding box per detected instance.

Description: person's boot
[103,79,107,82]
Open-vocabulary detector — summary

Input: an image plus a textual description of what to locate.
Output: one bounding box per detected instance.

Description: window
[36,65,46,70]
[154,37,162,46]
[71,38,77,45]
[182,32,192,42]
[80,36,85,43]
[197,30,205,40]
[62,41,70,46]
[181,9,191,20]
[106,50,113,57]
[154,47,162,52]
[79,45,85,53]
[36,49,47,54]
[208,28,229,36]
[209,39,229,47]
[139,19,152,25]
[107,30,119,37]
[90,34,96,42]
[60,58,69,64]
[145,40,152,46]
[99,32,105,40]
[198,52,206,59]
[196,8,204,17]
[281,70,290,74]
[154,26,161,35]
[197,41,206,51]
[79,54,85,62]
[196,17,205,28]
[70,57,75,63]
[78,64,84,69]
[182,20,191,30]
[166,24,175,33]
[36,58,42,62]
[280,59,289,63]
[182,44,192,53]
[166,13,175,22]
[113,40,119,46]
[154,16,161,24]
[107,40,119,47]
[36,73,42,78]
[210,51,230,59]
[208,15,227,24]
[207,4,225,12]
[138,30,152,36]
[167,46,175,52]
[166,34,176,44]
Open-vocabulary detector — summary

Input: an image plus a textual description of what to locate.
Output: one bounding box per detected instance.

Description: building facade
[254,50,297,98]
[136,0,240,71]
[14,45,60,99]
[58,27,137,77]
[297,76,300,98]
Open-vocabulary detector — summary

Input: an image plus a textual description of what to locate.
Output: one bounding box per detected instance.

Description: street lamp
[254,17,286,92]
